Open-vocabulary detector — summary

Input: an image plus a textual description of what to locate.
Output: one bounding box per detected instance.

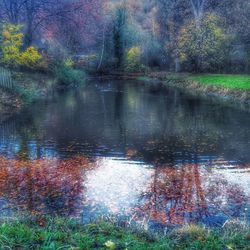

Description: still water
[0,79,249,228]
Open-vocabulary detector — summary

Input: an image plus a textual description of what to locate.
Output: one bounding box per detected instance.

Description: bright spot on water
[84,157,153,214]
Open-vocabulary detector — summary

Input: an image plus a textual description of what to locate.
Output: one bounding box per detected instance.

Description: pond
[0,79,249,229]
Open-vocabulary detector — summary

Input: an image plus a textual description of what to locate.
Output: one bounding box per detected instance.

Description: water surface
[0,79,249,228]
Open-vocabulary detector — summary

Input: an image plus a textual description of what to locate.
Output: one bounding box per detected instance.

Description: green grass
[136,76,151,82]
[189,74,250,90]
[0,217,249,249]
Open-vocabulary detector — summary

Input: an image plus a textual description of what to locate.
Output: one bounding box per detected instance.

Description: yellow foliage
[125,46,141,72]
[1,23,43,69]
[19,47,42,68]
[127,46,140,58]
[104,240,116,249]
[1,45,21,65]
[64,58,74,67]
[177,14,227,70]
[2,24,23,48]
[1,24,23,66]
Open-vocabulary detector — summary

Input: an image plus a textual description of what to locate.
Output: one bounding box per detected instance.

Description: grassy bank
[138,72,250,110]
[0,67,85,123]
[0,71,56,122]
[12,71,57,105]
[0,217,249,249]
[12,68,85,103]
[189,75,250,90]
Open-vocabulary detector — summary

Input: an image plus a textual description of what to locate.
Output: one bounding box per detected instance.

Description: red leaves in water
[0,156,89,216]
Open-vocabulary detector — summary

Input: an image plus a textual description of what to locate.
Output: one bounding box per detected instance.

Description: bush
[13,83,39,105]
[125,46,144,72]
[18,47,42,69]
[0,23,44,70]
[64,58,74,67]
[54,64,85,87]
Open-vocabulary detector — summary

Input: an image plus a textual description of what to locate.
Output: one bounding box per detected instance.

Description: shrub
[18,47,42,69]
[0,23,44,70]
[13,83,39,105]
[125,46,142,72]
[64,58,74,67]
[55,64,85,87]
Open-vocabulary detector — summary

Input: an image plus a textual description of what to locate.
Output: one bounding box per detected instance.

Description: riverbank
[0,66,87,123]
[2,71,249,122]
[0,71,56,123]
[0,89,21,123]
[0,216,249,249]
[143,73,250,111]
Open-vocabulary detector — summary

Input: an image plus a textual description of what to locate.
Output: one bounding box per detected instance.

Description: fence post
[0,67,14,91]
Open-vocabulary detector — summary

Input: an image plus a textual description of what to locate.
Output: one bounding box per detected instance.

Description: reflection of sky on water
[84,158,153,215]
[213,165,250,194]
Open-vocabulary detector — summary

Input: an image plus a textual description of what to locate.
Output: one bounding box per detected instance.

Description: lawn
[189,74,250,90]
[0,217,249,249]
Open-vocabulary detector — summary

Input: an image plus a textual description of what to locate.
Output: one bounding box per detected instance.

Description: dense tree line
[0,0,249,73]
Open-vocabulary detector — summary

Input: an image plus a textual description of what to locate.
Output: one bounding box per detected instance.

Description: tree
[51,0,105,53]
[0,23,42,69]
[156,0,191,71]
[189,0,206,27]
[0,0,90,47]
[113,6,127,68]
[0,0,26,24]
[177,14,227,72]
[1,23,23,66]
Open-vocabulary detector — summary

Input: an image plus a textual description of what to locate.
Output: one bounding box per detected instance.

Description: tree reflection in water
[0,156,249,227]
[0,156,89,216]
[135,164,249,226]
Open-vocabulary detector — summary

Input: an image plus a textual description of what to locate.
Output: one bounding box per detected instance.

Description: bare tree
[1,0,26,23]
[190,0,206,27]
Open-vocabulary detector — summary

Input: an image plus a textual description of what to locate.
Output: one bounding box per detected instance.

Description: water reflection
[0,79,249,226]
[0,156,249,227]
[84,158,152,216]
[1,80,250,164]
[135,164,249,226]
[0,156,88,216]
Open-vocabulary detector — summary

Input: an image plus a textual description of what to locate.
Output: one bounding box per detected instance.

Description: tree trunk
[175,58,181,72]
